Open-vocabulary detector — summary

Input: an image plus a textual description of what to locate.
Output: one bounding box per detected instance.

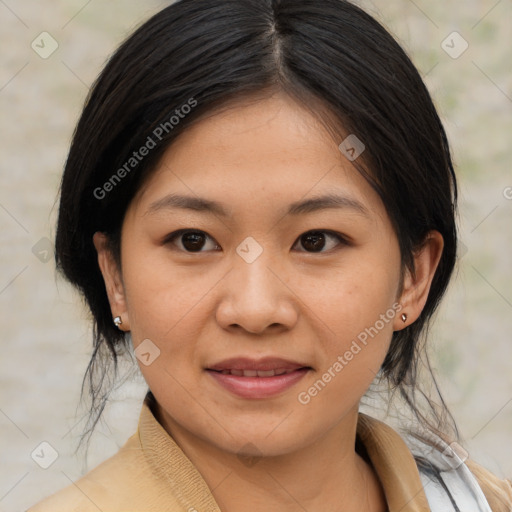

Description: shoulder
[405,431,512,512]
[27,431,172,512]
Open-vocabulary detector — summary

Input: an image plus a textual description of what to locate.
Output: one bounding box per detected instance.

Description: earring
[113,316,123,329]
[401,313,407,323]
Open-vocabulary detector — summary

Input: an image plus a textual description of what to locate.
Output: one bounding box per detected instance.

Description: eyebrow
[145,192,369,218]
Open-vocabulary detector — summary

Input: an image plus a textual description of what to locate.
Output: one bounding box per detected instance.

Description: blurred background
[1,1,511,509]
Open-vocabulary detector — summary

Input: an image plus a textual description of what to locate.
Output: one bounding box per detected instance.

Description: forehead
[128,92,385,222]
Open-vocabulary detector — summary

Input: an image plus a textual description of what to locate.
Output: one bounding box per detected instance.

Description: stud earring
[113,316,123,329]
[401,313,407,323]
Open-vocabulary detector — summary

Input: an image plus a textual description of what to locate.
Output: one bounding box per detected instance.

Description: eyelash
[163,229,350,254]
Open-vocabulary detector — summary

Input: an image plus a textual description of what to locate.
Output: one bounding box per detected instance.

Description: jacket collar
[357,413,431,511]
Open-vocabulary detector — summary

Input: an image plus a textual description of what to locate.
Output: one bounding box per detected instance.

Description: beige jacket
[29,394,512,512]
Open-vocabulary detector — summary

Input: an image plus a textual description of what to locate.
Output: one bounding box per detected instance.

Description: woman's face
[95,92,436,458]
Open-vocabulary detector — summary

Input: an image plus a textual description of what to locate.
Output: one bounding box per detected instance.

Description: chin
[215,418,319,459]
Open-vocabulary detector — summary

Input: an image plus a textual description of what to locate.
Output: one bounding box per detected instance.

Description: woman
[29,0,512,510]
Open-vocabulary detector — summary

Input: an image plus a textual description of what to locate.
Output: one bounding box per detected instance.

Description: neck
[156,405,387,512]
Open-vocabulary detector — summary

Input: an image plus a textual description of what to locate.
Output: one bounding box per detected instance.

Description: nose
[215,249,299,335]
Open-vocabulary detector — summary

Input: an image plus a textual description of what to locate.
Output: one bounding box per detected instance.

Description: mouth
[211,368,301,377]
[205,357,312,399]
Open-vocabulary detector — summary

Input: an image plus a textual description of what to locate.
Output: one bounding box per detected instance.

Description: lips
[216,368,297,377]
[206,357,311,399]
[207,357,308,373]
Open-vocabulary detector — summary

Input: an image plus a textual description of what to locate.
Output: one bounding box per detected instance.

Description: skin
[94,91,443,512]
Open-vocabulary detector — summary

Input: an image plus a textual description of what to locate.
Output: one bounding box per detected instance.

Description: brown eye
[165,230,219,253]
[295,230,347,253]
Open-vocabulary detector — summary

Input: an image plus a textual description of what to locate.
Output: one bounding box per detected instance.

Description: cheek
[302,252,401,340]
[121,243,214,338]
[122,264,210,403]
[301,256,400,396]
[296,271,399,416]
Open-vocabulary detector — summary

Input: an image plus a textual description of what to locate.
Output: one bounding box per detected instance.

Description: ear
[393,230,444,331]
[93,232,130,331]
